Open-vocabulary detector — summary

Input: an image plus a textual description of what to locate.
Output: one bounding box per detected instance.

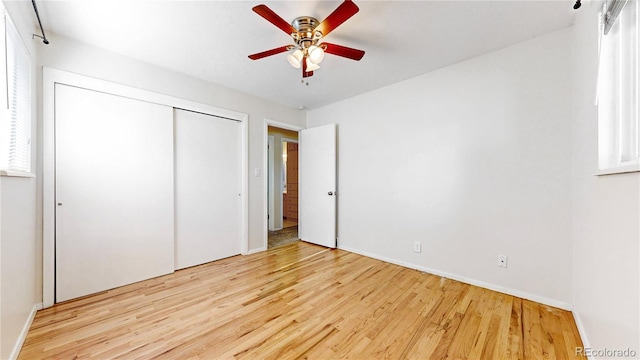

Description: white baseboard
[339,245,573,311]
[246,246,267,255]
[572,310,592,359]
[9,303,42,360]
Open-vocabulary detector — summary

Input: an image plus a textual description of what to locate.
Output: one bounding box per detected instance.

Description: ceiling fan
[248,0,365,78]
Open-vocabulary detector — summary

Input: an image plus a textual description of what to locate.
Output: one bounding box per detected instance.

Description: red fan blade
[322,42,365,61]
[248,46,291,60]
[253,5,296,35]
[315,0,359,37]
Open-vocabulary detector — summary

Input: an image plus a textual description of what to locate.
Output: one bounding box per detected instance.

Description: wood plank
[18,242,585,359]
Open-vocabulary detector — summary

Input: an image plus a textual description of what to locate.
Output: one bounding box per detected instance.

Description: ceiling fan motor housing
[291,16,323,49]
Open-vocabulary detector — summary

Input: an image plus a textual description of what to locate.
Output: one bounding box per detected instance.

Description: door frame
[263,119,304,251]
[43,68,249,308]
[268,135,275,231]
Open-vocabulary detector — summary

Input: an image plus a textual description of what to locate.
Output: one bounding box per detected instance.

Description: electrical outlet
[498,255,508,268]
[414,241,421,253]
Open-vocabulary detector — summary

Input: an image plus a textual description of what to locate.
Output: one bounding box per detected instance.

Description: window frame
[0,11,33,177]
[596,0,640,176]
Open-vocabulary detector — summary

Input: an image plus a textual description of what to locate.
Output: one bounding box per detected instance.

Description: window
[597,0,639,173]
[0,13,32,175]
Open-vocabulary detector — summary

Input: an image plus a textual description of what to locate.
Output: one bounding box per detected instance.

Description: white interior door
[299,123,337,248]
[55,84,174,303]
[174,109,242,270]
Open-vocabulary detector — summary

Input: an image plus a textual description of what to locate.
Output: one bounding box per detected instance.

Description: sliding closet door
[55,84,174,303]
[174,109,242,270]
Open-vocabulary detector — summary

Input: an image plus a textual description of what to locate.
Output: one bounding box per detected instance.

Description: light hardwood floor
[20,242,585,359]
[283,218,298,228]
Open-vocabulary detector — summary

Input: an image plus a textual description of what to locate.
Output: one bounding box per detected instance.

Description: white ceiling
[37,1,575,109]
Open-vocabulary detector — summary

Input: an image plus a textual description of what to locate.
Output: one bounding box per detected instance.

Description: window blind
[603,0,629,35]
[597,0,639,169]
[1,14,31,173]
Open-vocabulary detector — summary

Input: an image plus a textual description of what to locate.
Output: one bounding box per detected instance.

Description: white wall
[1,178,37,359]
[270,133,285,230]
[308,29,573,307]
[0,1,39,359]
[571,1,640,353]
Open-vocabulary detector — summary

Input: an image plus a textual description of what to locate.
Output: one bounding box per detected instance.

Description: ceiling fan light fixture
[305,58,320,71]
[287,49,304,68]
[307,45,325,64]
[249,1,365,78]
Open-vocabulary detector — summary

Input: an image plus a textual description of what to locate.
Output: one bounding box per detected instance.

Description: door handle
[328,191,334,196]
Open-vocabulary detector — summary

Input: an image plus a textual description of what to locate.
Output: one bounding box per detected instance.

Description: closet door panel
[55,84,174,302]
[174,109,242,270]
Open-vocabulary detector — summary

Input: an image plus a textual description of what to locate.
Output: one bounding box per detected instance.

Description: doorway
[266,124,301,248]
